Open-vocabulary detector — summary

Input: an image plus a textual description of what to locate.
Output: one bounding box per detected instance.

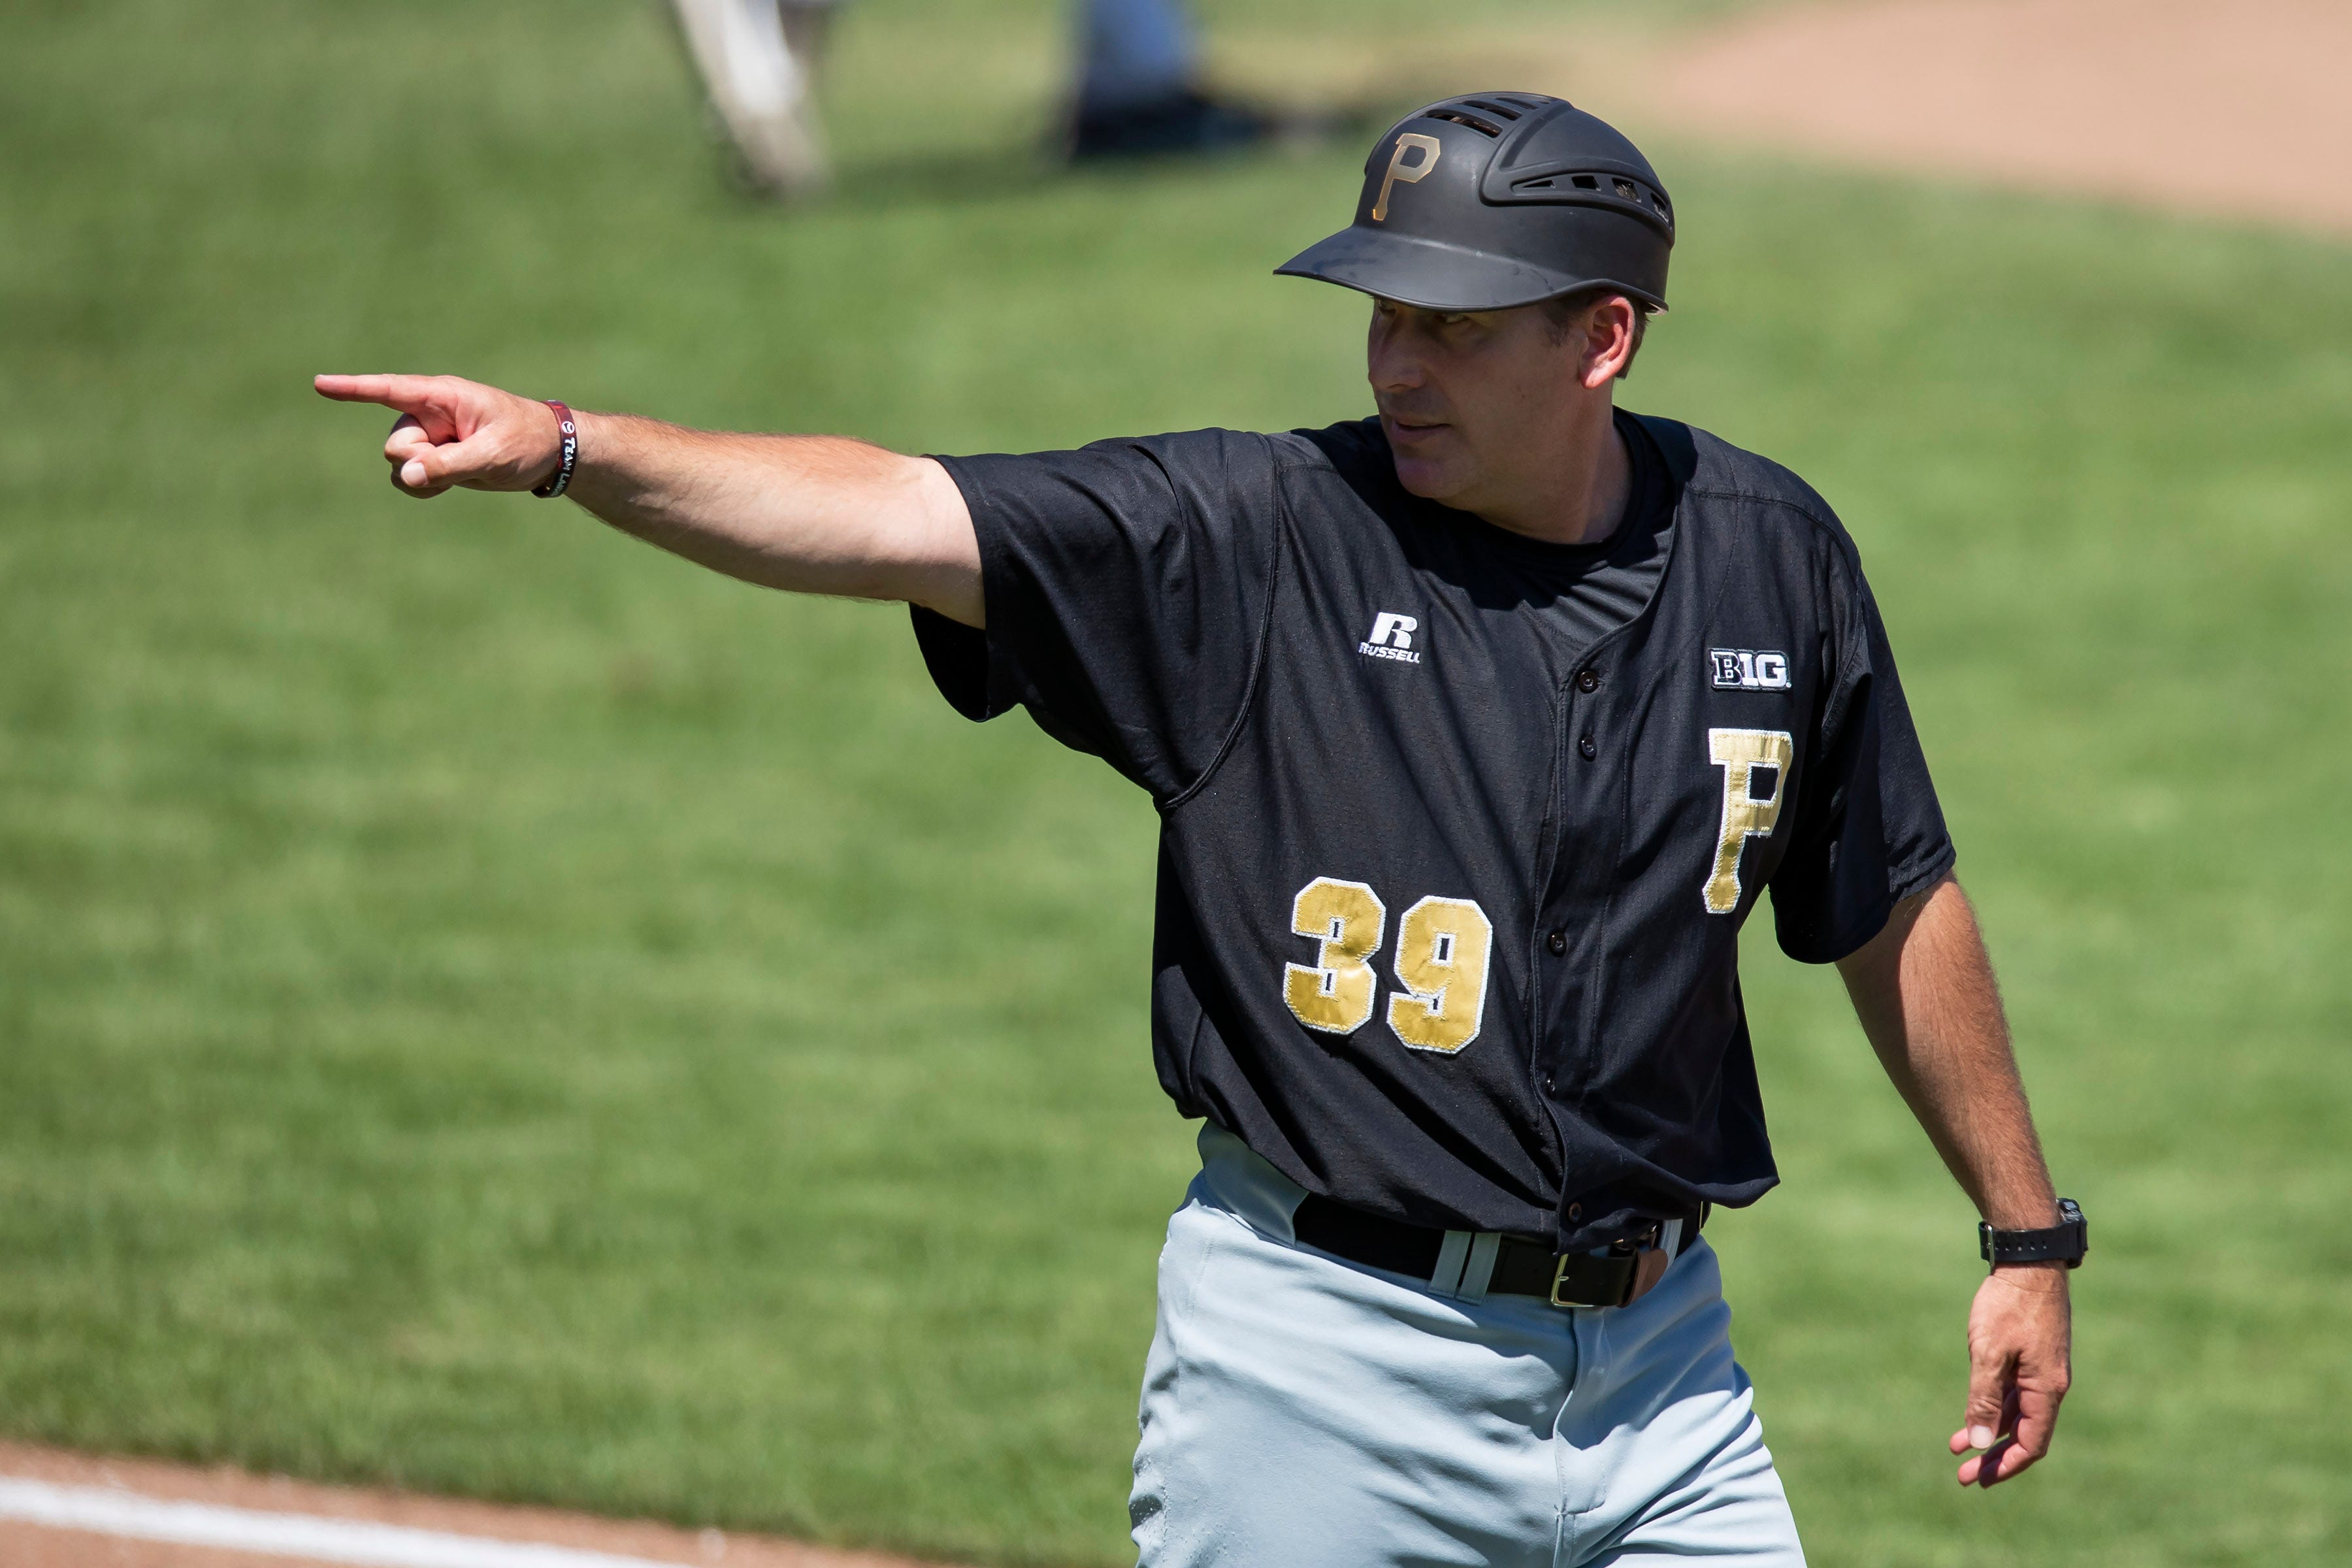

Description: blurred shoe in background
[1070,86,1277,161]
[667,0,838,197]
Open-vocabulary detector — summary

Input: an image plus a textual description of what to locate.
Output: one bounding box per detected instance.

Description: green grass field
[5,1,2349,1563]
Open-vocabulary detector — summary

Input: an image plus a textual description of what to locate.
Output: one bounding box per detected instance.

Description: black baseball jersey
[911,411,1953,1250]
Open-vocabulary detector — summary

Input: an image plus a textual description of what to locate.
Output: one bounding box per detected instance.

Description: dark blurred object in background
[1066,0,1274,161]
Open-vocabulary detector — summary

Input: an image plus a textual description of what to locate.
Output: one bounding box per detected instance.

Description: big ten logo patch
[1709,648,1790,691]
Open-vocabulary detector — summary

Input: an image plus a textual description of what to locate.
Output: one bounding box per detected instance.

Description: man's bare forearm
[1837,875,2057,1230]
[564,412,981,623]
[1842,874,2074,1484]
[312,374,984,626]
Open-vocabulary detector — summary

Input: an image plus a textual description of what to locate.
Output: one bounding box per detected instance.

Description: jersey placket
[1533,650,1623,1183]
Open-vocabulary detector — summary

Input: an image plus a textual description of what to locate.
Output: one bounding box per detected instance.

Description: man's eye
[1437,314,1471,327]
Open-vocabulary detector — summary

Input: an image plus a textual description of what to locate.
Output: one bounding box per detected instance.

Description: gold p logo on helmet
[1371,133,1442,223]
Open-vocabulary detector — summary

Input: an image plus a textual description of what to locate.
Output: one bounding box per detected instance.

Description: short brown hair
[1541,287,1655,379]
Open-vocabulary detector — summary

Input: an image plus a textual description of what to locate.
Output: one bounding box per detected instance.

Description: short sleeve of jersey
[1769,532,1956,962]
[907,429,1282,802]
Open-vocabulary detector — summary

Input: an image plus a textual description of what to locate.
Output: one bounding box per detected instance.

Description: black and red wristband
[532,400,579,498]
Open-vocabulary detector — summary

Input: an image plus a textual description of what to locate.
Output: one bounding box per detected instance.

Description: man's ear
[1581,297,1641,388]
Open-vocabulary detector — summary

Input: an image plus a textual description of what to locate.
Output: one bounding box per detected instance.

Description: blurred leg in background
[1069,0,1270,160]
[669,0,1294,197]
[667,0,840,196]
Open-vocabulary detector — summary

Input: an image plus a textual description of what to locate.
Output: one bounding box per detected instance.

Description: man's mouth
[1384,413,1448,439]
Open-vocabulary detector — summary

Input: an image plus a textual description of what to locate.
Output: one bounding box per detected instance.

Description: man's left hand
[1951,1264,2072,1486]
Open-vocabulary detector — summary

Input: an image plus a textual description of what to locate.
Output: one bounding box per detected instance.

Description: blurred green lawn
[5,1,2349,1564]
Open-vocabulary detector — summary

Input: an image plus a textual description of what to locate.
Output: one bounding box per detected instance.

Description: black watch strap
[1979,1198,2087,1267]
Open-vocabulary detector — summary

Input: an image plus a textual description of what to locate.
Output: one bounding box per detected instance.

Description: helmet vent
[1612,178,1639,200]
[1427,109,1503,137]
[1571,174,1600,189]
[1461,97,1525,120]
[1513,177,1556,190]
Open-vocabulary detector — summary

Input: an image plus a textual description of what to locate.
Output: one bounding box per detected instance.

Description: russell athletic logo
[1360,612,1422,664]
[1710,648,1792,691]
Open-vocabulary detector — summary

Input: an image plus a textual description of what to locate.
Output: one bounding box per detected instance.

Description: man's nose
[1367,326,1426,394]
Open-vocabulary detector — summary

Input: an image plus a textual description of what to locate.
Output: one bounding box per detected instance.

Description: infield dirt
[1643,0,2352,236]
[0,1443,961,1568]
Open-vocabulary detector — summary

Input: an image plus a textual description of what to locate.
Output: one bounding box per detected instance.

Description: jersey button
[1576,668,1600,693]
[1578,734,1597,760]
[1546,929,1567,955]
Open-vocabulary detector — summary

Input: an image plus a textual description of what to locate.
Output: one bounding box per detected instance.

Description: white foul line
[0,1477,685,1568]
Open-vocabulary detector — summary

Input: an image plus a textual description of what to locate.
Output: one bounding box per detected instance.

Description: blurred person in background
[666,0,1273,195]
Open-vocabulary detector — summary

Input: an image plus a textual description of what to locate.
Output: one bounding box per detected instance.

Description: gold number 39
[1283,877,1494,1054]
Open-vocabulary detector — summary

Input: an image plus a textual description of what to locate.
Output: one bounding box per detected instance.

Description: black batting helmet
[1276,92,1674,312]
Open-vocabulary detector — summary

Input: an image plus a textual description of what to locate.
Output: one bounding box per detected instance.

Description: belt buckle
[1549,1225,1671,1310]
[1548,1252,1609,1309]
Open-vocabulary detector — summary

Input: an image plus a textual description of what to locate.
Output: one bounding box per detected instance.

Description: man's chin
[1389,452,1461,503]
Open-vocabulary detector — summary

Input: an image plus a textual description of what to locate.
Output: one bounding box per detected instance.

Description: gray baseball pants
[1130,1123,1807,1566]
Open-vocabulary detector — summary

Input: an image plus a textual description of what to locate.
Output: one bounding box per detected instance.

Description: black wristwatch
[1979,1198,2087,1268]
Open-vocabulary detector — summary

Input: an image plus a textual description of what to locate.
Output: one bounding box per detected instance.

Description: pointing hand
[313,374,564,498]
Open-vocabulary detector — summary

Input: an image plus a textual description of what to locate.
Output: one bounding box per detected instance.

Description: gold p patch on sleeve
[1371,133,1442,222]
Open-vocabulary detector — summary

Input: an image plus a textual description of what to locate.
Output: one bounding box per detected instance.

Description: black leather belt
[1292,1194,1706,1310]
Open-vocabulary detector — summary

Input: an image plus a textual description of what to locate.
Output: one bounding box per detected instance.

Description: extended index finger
[313,373,442,412]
